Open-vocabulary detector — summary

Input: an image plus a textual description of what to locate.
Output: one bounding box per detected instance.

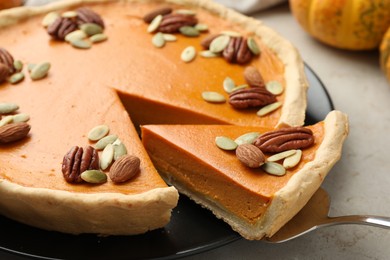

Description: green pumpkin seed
[267,150,297,162]
[12,113,30,123]
[257,102,282,117]
[90,33,108,43]
[179,26,200,37]
[0,115,13,127]
[194,23,209,32]
[95,134,118,150]
[262,162,286,176]
[266,81,284,95]
[181,46,196,62]
[247,37,260,55]
[8,72,25,84]
[81,170,107,184]
[209,35,230,53]
[13,60,23,72]
[152,32,165,48]
[221,30,241,37]
[0,103,19,114]
[70,39,92,49]
[223,77,236,93]
[283,149,302,169]
[147,14,163,33]
[113,139,128,160]
[65,30,87,42]
[27,63,36,72]
[234,132,261,146]
[162,33,177,42]
[42,12,60,27]
[30,62,51,80]
[62,11,78,18]
[88,124,109,141]
[201,91,226,103]
[100,143,114,170]
[176,9,196,16]
[230,84,248,93]
[215,136,238,150]
[199,50,219,58]
[80,23,103,36]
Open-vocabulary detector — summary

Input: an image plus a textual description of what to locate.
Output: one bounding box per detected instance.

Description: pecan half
[0,63,9,83]
[77,7,105,28]
[244,66,265,88]
[143,6,172,23]
[62,146,99,183]
[47,17,78,40]
[222,37,252,64]
[229,87,276,109]
[236,37,252,64]
[158,13,198,33]
[0,47,15,74]
[253,127,314,153]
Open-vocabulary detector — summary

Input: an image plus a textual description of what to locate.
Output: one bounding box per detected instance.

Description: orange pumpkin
[380,27,390,82]
[290,0,390,50]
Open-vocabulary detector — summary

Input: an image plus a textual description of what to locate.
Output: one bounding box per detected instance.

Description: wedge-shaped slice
[142,111,349,240]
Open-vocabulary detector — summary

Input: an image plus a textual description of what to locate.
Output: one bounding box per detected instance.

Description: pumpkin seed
[283,149,302,169]
[179,26,200,37]
[209,35,230,53]
[70,39,92,49]
[27,63,36,72]
[194,23,209,32]
[89,33,108,43]
[230,84,248,92]
[262,162,286,176]
[113,139,128,160]
[234,132,261,145]
[247,37,260,55]
[199,50,219,58]
[215,136,238,150]
[88,124,109,141]
[30,62,51,80]
[12,113,30,123]
[42,11,60,27]
[257,102,282,117]
[95,134,118,150]
[147,14,163,33]
[62,11,78,18]
[13,60,23,72]
[266,81,284,95]
[100,143,114,170]
[0,115,13,127]
[80,23,103,36]
[162,33,177,42]
[8,72,25,84]
[181,46,196,62]
[223,77,236,93]
[221,30,241,37]
[65,30,87,42]
[267,150,297,162]
[201,91,226,103]
[81,170,107,184]
[152,32,165,48]
[176,9,196,16]
[0,103,19,114]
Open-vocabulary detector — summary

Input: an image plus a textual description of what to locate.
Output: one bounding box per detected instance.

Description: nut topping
[62,146,99,183]
[244,66,265,88]
[0,47,15,74]
[158,13,198,33]
[221,36,252,64]
[253,127,314,153]
[143,6,173,23]
[47,17,78,40]
[0,63,9,83]
[236,144,265,168]
[109,155,141,183]
[76,7,105,28]
[0,122,31,144]
[229,87,276,109]
[200,34,220,49]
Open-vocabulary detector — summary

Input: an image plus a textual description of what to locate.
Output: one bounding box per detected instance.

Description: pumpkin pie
[0,0,332,237]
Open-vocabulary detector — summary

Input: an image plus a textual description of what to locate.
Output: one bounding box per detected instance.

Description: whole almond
[244,66,265,88]
[236,143,265,168]
[109,155,140,183]
[0,122,31,144]
[143,6,172,23]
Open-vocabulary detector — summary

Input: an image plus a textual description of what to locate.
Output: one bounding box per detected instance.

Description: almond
[236,143,265,168]
[0,122,31,144]
[109,155,140,183]
[244,66,265,88]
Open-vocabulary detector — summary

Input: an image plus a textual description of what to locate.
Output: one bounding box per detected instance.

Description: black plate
[0,64,333,260]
